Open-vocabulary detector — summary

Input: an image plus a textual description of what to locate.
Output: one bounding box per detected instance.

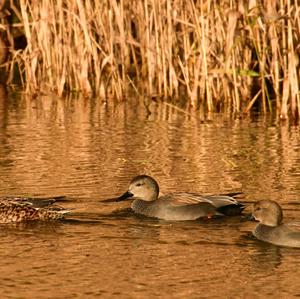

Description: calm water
[0,90,300,298]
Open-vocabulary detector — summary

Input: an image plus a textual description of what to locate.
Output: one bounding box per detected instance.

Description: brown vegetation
[1,0,300,119]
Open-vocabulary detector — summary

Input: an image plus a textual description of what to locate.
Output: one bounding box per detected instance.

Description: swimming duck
[0,196,69,223]
[117,175,244,221]
[251,199,300,248]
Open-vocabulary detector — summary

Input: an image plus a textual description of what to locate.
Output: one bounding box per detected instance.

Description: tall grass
[4,0,300,119]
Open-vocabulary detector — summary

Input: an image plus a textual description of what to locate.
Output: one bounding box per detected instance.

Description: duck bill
[244,213,256,221]
[117,191,134,202]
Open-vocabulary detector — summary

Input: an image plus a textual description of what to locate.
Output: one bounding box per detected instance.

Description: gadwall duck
[117,175,244,221]
[251,199,300,248]
[0,196,69,223]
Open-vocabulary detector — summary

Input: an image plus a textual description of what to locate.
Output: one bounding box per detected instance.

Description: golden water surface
[0,90,299,298]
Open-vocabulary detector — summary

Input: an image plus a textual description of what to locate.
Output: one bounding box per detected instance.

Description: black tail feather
[216,204,245,216]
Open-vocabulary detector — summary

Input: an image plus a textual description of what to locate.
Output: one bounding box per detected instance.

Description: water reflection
[249,242,283,272]
[0,92,299,201]
[0,92,299,297]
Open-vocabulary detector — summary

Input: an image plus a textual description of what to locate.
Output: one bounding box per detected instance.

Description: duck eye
[136,183,143,187]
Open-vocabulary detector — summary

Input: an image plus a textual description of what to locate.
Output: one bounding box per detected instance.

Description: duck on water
[116,175,245,221]
[0,196,69,223]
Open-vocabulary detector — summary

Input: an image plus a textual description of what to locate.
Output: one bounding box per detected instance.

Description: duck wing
[285,222,300,232]
[159,192,212,206]
[161,192,240,206]
[1,196,67,208]
[160,192,244,216]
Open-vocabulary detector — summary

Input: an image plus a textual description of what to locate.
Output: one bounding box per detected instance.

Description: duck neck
[254,223,278,236]
[131,199,153,213]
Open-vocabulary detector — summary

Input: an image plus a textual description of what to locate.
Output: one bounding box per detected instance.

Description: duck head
[252,199,283,226]
[117,175,159,202]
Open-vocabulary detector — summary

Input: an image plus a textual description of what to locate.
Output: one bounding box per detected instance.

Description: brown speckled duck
[0,196,69,223]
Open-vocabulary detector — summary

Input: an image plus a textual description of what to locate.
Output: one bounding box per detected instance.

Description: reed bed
[4,0,300,119]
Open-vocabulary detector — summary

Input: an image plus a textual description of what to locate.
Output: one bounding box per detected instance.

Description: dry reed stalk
[4,0,299,119]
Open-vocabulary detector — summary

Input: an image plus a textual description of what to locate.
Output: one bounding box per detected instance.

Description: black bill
[117,191,134,202]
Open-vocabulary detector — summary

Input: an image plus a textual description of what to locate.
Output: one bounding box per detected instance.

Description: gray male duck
[251,199,300,248]
[117,175,244,221]
[0,196,69,223]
